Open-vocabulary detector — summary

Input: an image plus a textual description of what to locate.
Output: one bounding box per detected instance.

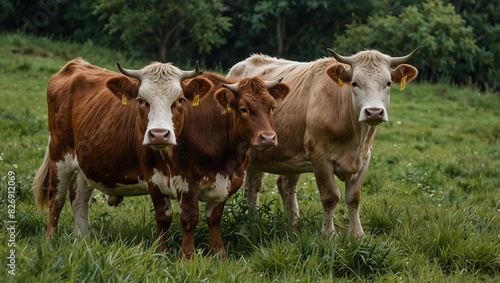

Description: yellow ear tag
[226,103,232,112]
[400,75,407,91]
[338,77,343,86]
[192,94,200,106]
[121,95,128,105]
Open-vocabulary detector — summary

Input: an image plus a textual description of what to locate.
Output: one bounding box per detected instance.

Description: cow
[165,71,289,259]
[32,58,213,252]
[227,47,422,239]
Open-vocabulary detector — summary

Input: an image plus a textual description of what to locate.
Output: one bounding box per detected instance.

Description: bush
[333,0,480,85]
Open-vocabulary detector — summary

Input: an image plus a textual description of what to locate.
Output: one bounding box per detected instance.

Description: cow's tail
[33,137,50,211]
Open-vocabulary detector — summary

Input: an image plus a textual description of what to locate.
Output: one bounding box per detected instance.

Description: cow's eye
[136,97,144,104]
[178,97,186,104]
[386,82,392,87]
[239,107,248,114]
[271,106,277,113]
[351,82,358,88]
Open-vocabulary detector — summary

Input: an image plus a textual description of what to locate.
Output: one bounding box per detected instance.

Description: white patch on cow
[170,175,189,196]
[198,174,230,218]
[55,153,78,206]
[352,70,391,123]
[84,177,149,196]
[151,168,176,198]
[140,76,183,146]
[164,197,173,217]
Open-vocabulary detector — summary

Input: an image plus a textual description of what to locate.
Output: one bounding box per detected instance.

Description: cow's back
[47,59,142,185]
[47,59,117,138]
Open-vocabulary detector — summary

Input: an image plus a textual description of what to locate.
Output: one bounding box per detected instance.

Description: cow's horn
[180,60,200,80]
[116,62,142,80]
[222,82,239,93]
[327,48,353,65]
[390,46,423,66]
[264,78,283,89]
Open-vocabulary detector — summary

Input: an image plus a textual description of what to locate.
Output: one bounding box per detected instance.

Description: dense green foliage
[0,0,498,90]
[334,0,479,82]
[93,0,231,62]
[0,34,499,282]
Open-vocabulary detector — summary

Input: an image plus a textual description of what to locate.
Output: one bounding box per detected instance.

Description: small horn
[264,78,283,89]
[222,82,239,93]
[390,46,423,66]
[116,61,142,80]
[327,48,353,65]
[181,60,200,80]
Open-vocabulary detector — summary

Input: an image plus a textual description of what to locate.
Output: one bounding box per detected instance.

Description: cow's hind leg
[244,166,265,206]
[69,173,93,236]
[47,158,76,237]
[277,174,300,229]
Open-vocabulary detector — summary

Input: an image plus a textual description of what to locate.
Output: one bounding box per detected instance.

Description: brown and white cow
[227,47,421,238]
[32,58,212,252]
[168,72,289,259]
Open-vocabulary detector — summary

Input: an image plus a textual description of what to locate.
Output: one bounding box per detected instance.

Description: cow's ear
[268,82,290,100]
[214,88,236,112]
[182,77,213,101]
[107,76,139,100]
[391,64,419,85]
[326,64,352,86]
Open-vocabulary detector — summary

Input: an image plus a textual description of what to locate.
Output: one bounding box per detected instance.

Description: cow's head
[326,46,421,126]
[107,61,212,149]
[214,77,289,148]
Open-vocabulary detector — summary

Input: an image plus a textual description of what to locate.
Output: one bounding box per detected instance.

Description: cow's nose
[259,132,277,146]
[364,108,384,120]
[148,128,170,144]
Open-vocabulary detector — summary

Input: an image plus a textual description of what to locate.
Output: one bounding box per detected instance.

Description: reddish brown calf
[168,72,289,259]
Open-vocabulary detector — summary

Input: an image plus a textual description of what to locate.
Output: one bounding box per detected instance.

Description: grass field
[0,33,499,282]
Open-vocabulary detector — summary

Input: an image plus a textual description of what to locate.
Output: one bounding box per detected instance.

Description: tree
[447,0,500,89]
[93,0,232,62]
[0,0,13,25]
[333,0,480,84]
[237,0,362,59]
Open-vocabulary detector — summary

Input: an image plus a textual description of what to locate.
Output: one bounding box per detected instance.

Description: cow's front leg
[148,186,173,253]
[204,175,244,259]
[244,166,265,206]
[344,150,372,239]
[205,200,227,260]
[310,152,340,239]
[276,174,300,229]
[178,187,199,260]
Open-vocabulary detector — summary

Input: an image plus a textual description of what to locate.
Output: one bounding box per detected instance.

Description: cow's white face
[138,72,184,147]
[116,62,202,149]
[327,48,421,127]
[350,63,391,125]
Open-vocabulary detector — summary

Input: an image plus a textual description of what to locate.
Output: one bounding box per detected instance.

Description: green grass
[1,33,499,282]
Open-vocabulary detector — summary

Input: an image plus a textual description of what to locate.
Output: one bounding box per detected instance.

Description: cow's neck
[177,100,244,165]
